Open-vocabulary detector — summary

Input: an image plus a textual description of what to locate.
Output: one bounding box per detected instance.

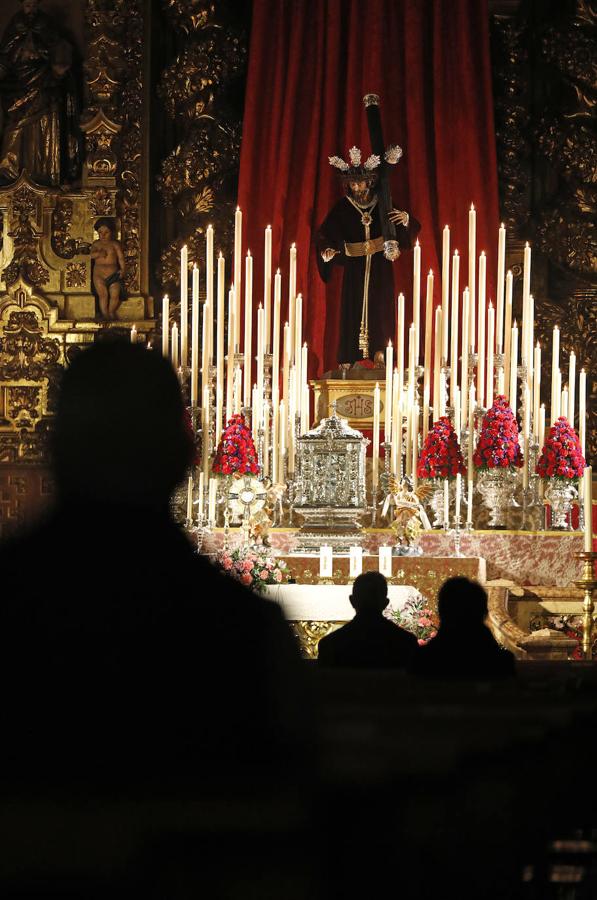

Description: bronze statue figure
[0,0,81,186]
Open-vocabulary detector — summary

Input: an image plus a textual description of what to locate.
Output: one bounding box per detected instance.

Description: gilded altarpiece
[491,0,596,464]
[0,1,151,536]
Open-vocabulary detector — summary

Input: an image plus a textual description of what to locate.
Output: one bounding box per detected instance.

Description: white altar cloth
[263,583,421,621]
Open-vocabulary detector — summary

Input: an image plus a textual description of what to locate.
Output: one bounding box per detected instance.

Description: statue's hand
[321,248,339,263]
[389,209,409,227]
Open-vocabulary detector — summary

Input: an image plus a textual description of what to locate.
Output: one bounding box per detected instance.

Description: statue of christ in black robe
[316,177,419,365]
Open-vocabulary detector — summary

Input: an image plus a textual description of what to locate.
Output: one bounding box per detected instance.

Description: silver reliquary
[292,405,369,552]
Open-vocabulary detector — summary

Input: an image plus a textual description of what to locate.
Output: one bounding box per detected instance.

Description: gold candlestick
[573,551,597,661]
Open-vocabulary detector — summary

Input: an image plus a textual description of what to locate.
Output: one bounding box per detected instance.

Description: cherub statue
[90,218,127,321]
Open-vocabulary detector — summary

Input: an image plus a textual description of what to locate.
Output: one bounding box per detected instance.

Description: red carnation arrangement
[536,417,585,480]
[473,395,523,470]
[212,413,259,477]
[417,416,466,480]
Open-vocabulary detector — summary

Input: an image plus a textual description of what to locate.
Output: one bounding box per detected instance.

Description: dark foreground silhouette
[318,571,418,668]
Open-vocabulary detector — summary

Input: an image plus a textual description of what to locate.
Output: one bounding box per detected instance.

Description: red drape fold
[238,0,499,376]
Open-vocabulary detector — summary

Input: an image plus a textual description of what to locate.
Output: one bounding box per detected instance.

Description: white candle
[408,322,416,404]
[467,383,475,526]
[503,270,513,398]
[379,546,393,578]
[568,351,576,430]
[252,383,260,434]
[579,369,587,457]
[263,225,272,352]
[533,343,541,439]
[461,288,470,426]
[289,243,297,361]
[373,382,380,488]
[171,322,179,370]
[561,387,568,421]
[391,369,400,475]
[225,289,235,422]
[455,472,461,521]
[349,546,363,578]
[216,253,225,411]
[397,293,405,395]
[583,466,593,552]
[439,371,447,417]
[301,381,310,435]
[486,302,495,410]
[441,225,450,362]
[190,266,199,406]
[271,388,279,483]
[243,251,253,408]
[412,402,419,490]
[233,364,241,414]
[509,321,518,416]
[294,293,303,414]
[450,249,460,406]
[385,341,393,441]
[423,270,434,438]
[413,239,421,363]
[477,251,486,408]
[278,398,286,479]
[202,385,210,482]
[272,269,281,399]
[257,304,265,422]
[206,224,214,312]
[468,204,476,350]
[208,477,217,526]
[443,478,449,524]
[162,294,169,358]
[454,386,461,439]
[551,325,560,426]
[433,306,442,421]
[523,383,530,491]
[180,245,188,367]
[496,223,506,353]
[262,400,270,477]
[539,403,546,452]
[186,474,194,524]
[234,207,242,349]
[201,299,210,399]
[282,322,290,404]
[522,242,531,358]
[130,324,137,344]
[319,545,333,578]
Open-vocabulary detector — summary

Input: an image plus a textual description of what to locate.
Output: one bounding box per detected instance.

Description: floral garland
[417,416,466,480]
[385,594,439,645]
[212,413,259,477]
[536,417,585,480]
[214,546,289,593]
[473,395,523,471]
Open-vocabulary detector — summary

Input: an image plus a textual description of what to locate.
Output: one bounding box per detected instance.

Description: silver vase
[478,468,519,528]
[428,481,449,528]
[545,479,577,530]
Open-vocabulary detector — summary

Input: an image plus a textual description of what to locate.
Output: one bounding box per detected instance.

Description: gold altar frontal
[311,377,386,429]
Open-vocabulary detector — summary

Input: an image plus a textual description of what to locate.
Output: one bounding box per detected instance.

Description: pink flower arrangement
[417,416,466,480]
[473,395,523,471]
[536,417,585,480]
[385,594,439,645]
[214,546,289,594]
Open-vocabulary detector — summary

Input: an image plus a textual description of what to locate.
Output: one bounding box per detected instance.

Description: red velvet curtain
[238,0,499,376]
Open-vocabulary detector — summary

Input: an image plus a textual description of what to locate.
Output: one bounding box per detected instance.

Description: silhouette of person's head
[437,577,488,631]
[350,571,389,614]
[51,342,194,508]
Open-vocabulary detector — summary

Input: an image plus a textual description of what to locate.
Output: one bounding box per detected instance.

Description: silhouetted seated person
[411,577,516,681]
[0,342,306,789]
[317,571,418,668]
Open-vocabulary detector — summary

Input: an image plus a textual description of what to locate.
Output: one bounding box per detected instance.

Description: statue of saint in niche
[0,0,81,186]
[91,218,127,321]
